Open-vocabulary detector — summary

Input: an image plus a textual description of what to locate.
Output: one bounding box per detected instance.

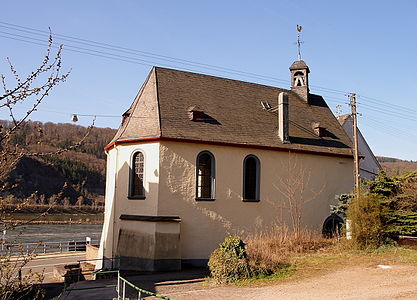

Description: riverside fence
[0,238,99,255]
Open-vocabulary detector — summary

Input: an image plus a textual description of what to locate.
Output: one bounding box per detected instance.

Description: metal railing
[54,259,175,300]
[94,270,175,300]
[0,239,99,255]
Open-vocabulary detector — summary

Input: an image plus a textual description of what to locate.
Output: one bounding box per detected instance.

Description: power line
[3,21,415,118]
[0,21,359,96]
[0,33,167,69]
[364,119,417,143]
[364,115,417,139]
[359,94,417,116]
[0,33,295,87]
[322,92,417,122]
[3,21,414,117]
[0,23,290,86]
[1,21,287,81]
[360,103,417,123]
[2,33,416,126]
[2,21,417,138]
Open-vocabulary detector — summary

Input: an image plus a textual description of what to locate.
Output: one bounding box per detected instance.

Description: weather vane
[296,24,304,61]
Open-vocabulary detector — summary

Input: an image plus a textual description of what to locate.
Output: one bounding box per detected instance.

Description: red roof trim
[105,136,354,158]
[104,136,161,151]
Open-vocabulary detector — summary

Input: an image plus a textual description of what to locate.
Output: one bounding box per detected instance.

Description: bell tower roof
[289,60,310,71]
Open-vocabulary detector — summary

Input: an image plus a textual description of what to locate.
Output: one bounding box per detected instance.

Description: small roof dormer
[290,60,310,103]
[187,105,205,122]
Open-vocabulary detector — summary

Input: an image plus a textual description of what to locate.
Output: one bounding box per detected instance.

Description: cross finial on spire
[296,24,303,61]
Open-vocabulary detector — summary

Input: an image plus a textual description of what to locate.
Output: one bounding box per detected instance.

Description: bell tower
[290,60,310,102]
[289,25,310,103]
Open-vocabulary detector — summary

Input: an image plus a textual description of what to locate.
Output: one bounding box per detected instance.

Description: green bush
[208,236,251,283]
[347,194,385,249]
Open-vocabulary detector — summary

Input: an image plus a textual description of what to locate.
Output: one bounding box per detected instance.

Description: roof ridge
[153,66,291,92]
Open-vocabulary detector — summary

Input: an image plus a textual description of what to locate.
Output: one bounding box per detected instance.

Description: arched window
[196,151,215,200]
[129,151,145,199]
[243,155,260,201]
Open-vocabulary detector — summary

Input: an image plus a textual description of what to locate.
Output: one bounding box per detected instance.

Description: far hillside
[0,120,117,206]
[377,156,417,176]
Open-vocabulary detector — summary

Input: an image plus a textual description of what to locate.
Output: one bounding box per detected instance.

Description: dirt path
[164,264,417,300]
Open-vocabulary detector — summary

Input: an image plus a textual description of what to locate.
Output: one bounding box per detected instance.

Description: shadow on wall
[116,160,160,200]
[112,161,181,272]
[110,144,334,266]
[160,146,302,239]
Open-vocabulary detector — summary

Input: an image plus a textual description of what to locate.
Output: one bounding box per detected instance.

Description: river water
[3,224,103,244]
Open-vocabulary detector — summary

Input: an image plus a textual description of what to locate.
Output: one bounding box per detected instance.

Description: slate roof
[107,66,354,157]
[337,114,351,126]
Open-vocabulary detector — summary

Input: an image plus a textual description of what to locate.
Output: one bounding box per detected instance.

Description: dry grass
[238,227,417,286]
[209,225,417,287]
[289,244,417,283]
[246,225,335,274]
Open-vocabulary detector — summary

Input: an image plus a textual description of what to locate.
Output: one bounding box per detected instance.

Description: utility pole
[349,93,360,199]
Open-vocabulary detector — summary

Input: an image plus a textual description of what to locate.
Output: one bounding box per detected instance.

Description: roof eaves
[104,136,161,151]
[105,136,354,158]
[154,67,163,137]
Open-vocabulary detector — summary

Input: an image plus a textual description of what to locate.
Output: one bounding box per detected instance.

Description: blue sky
[1,1,417,160]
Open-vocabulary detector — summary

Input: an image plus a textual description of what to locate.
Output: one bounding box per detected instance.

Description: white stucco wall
[157,141,354,260]
[96,148,117,269]
[99,142,161,264]
[100,139,354,265]
[341,117,381,180]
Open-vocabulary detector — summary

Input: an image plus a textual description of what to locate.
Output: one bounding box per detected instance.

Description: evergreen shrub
[208,236,251,283]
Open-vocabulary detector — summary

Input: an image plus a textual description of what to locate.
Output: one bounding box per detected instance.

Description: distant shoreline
[2,219,103,225]
[3,209,104,225]
[1,204,104,214]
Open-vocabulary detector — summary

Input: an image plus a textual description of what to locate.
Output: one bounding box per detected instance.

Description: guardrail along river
[2,224,102,244]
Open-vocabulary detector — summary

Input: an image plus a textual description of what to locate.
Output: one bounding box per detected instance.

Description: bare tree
[0,31,97,299]
[0,30,70,181]
[274,152,325,236]
[0,31,69,299]
[0,30,96,197]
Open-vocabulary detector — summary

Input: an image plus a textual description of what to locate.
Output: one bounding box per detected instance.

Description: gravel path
[164,264,417,300]
[60,263,417,299]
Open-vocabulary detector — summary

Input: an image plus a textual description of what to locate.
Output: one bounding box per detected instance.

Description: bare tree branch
[273,152,325,236]
[0,31,76,297]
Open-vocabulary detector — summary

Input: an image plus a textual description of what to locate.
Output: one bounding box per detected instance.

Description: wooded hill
[0,120,117,206]
[377,156,417,176]
[1,121,415,208]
